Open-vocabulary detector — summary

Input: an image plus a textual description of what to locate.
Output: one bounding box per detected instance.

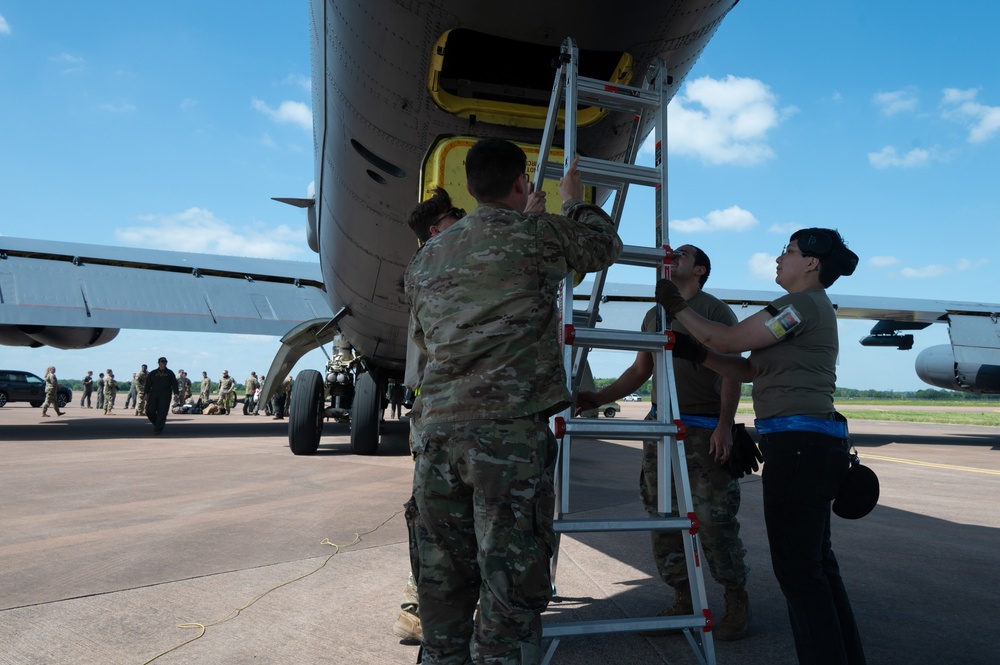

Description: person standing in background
[80,371,94,408]
[41,366,65,418]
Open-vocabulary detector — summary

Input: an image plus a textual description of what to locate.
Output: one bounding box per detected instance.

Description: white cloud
[260,133,276,148]
[116,207,306,259]
[671,205,758,233]
[99,101,136,113]
[51,52,85,74]
[940,87,1000,144]
[942,88,978,104]
[897,257,988,278]
[284,73,311,93]
[869,255,899,267]
[180,98,198,110]
[661,75,792,165]
[748,252,777,280]
[898,264,950,278]
[768,222,798,235]
[868,145,931,168]
[0,15,11,35]
[252,98,312,131]
[873,88,918,116]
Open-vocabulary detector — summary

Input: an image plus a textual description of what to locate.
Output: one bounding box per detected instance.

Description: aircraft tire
[350,371,380,455]
[289,369,325,455]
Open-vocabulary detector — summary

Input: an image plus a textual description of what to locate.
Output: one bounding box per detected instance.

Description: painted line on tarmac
[861,453,1000,476]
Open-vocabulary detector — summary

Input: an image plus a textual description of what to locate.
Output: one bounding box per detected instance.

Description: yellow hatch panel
[420,136,594,214]
[427,29,634,130]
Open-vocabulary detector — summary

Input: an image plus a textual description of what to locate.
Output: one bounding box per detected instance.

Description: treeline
[591,379,999,402]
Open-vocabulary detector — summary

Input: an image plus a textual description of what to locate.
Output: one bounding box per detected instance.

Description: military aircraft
[3,0,998,456]
[287,0,999,455]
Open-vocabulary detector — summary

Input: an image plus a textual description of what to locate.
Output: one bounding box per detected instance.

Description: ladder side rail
[554,35,583,516]
[561,37,580,179]
[533,52,568,197]
[654,55,717,662]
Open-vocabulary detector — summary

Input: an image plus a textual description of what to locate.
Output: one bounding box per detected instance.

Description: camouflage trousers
[407,417,557,665]
[640,423,749,590]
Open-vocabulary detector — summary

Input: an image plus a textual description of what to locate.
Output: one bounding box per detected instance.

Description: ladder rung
[542,157,661,190]
[543,615,707,639]
[554,516,693,533]
[576,76,663,114]
[619,244,668,268]
[563,420,678,440]
[571,327,668,352]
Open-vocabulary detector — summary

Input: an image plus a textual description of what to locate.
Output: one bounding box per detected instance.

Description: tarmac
[1,401,998,664]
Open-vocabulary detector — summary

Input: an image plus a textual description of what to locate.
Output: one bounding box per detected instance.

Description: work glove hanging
[727,423,763,479]
[655,279,688,316]
[670,331,707,364]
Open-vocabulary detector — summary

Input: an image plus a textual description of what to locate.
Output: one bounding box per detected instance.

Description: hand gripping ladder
[535,37,716,665]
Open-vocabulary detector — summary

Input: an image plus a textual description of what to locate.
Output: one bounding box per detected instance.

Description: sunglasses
[434,207,466,225]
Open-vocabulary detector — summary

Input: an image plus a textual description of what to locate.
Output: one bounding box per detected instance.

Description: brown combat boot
[715,586,750,641]
[391,610,421,643]
[659,586,693,616]
[642,587,693,636]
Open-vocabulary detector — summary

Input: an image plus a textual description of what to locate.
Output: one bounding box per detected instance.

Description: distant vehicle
[581,402,621,419]
[623,394,642,402]
[0,370,72,408]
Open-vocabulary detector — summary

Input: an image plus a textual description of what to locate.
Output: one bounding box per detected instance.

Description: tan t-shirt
[643,290,738,413]
[749,288,838,419]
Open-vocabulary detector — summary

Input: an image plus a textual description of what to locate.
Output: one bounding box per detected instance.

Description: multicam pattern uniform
[135,367,148,416]
[639,296,749,592]
[404,199,621,665]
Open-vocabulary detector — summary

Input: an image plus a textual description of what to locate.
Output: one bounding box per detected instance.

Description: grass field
[735,403,1000,427]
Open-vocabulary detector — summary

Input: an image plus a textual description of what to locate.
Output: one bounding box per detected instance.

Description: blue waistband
[754,415,847,438]
[680,414,720,430]
[648,405,719,430]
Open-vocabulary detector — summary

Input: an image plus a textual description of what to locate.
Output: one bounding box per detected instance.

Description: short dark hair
[408,187,453,243]
[686,245,711,287]
[790,228,858,287]
[465,138,526,201]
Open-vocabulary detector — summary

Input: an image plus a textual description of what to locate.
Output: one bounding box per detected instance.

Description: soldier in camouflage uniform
[176,370,192,404]
[393,187,547,644]
[243,372,259,415]
[41,366,65,417]
[404,138,622,664]
[103,369,118,414]
[578,244,750,640]
[199,371,211,406]
[134,364,148,416]
[218,370,236,415]
[96,373,106,411]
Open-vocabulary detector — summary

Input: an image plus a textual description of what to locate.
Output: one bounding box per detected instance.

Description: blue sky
[1,1,998,392]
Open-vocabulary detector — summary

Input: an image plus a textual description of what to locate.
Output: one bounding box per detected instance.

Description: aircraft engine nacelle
[0,324,120,350]
[915,344,1000,394]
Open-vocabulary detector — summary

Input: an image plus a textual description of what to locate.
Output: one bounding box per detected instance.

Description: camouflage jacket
[404,199,622,423]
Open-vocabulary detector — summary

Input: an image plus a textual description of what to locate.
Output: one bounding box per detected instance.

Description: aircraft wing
[586,282,1000,394]
[0,236,332,349]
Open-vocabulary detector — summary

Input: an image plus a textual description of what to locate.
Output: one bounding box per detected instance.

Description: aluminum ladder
[535,37,716,665]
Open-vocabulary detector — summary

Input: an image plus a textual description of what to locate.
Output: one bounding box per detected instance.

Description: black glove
[727,424,763,479]
[670,331,707,364]
[655,279,688,316]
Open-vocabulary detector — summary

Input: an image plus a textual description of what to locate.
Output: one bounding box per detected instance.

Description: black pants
[145,393,173,433]
[759,431,865,665]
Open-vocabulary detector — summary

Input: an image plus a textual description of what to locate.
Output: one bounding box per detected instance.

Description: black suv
[0,370,73,408]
